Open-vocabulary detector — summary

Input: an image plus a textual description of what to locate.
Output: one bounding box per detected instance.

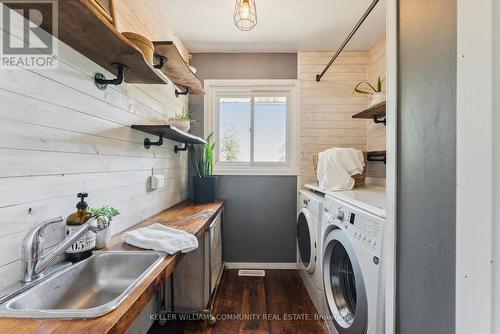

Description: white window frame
[204,79,299,175]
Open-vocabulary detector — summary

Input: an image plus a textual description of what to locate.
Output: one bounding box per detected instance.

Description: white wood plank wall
[298,51,370,185]
[298,37,387,185]
[367,37,387,152]
[115,0,190,62]
[367,37,387,178]
[0,5,189,289]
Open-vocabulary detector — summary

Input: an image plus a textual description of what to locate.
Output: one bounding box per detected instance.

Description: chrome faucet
[22,215,110,283]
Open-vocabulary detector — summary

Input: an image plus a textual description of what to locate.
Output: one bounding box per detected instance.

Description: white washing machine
[297,190,324,315]
[321,191,386,334]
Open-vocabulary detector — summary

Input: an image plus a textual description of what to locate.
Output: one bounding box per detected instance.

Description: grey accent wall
[189,53,298,263]
[217,176,298,262]
[398,0,456,333]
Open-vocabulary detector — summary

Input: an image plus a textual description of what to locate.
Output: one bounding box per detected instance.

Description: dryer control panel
[299,190,324,223]
[324,195,385,256]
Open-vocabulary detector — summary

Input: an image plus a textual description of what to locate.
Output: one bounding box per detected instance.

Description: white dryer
[297,190,324,315]
[321,194,385,334]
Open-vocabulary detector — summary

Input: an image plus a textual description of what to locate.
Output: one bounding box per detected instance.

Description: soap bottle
[65,193,95,262]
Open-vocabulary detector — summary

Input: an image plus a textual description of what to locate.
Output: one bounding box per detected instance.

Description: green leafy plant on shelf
[90,206,120,220]
[189,133,215,177]
[353,76,386,95]
[174,105,198,125]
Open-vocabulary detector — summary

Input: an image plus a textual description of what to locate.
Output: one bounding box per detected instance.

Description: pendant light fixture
[233,0,257,31]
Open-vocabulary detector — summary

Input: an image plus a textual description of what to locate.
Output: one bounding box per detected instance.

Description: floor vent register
[238,269,266,277]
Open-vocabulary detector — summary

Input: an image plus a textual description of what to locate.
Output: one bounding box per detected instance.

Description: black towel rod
[316,0,379,82]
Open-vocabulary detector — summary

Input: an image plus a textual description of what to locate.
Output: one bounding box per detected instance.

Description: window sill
[214,166,299,176]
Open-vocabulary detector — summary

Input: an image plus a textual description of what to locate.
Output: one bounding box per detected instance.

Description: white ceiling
[158,0,386,53]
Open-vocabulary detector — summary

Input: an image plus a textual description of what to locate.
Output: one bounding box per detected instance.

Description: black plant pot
[193,176,217,204]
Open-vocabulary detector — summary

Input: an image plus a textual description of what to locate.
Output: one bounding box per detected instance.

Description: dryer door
[323,229,367,334]
[297,209,316,273]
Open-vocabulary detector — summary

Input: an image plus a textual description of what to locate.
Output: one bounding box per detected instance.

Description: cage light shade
[233,0,257,31]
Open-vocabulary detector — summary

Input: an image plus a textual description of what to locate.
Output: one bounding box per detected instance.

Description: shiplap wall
[298,38,387,185]
[367,37,387,178]
[115,0,189,62]
[367,37,387,152]
[298,51,370,185]
[0,6,188,290]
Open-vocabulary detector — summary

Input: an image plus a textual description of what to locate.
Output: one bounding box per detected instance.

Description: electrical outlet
[150,175,165,190]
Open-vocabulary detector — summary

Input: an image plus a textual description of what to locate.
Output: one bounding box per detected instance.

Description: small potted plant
[90,206,120,249]
[189,134,217,203]
[167,106,197,132]
[354,76,386,106]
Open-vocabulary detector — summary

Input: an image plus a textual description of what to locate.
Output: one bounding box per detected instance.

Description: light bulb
[234,0,257,31]
[241,0,250,19]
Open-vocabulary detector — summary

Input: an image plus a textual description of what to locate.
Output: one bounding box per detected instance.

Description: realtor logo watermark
[0,0,58,69]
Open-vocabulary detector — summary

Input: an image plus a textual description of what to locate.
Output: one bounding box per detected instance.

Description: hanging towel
[316,147,365,191]
[122,223,198,254]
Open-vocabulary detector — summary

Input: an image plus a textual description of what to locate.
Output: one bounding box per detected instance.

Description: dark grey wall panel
[218,176,298,262]
[189,53,298,263]
[398,0,456,333]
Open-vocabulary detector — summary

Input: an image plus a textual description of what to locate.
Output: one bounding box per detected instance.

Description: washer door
[323,229,367,334]
[297,209,316,273]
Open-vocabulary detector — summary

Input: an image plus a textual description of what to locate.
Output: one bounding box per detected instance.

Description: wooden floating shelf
[132,125,206,144]
[352,101,386,125]
[8,0,205,93]
[153,42,205,95]
[131,125,206,153]
[17,0,169,85]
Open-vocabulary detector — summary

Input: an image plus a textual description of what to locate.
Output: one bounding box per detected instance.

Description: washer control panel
[324,195,384,255]
[348,211,383,251]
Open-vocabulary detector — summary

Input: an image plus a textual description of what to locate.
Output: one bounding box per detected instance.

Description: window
[218,96,287,163]
[205,80,299,175]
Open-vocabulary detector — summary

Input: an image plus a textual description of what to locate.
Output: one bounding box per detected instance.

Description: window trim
[204,79,299,175]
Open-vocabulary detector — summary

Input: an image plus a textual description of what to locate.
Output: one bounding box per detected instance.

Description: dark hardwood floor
[149,269,326,334]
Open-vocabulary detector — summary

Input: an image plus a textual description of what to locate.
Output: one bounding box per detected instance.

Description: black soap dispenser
[64,193,95,262]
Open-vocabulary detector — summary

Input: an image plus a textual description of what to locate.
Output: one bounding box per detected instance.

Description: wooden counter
[0,200,225,334]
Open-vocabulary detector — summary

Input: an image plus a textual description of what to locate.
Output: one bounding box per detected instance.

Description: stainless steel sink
[0,251,165,319]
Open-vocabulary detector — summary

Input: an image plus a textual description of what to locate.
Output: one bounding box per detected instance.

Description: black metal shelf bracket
[174,143,188,154]
[367,152,386,164]
[175,85,190,97]
[143,136,189,154]
[373,115,386,126]
[95,63,127,90]
[368,156,386,164]
[144,134,163,150]
[153,55,167,70]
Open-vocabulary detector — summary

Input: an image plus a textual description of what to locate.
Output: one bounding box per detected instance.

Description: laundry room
[0,0,488,333]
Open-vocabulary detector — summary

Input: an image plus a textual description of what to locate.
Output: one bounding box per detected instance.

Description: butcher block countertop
[0,200,225,334]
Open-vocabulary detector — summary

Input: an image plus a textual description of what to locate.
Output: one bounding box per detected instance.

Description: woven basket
[122,32,154,64]
[311,152,366,188]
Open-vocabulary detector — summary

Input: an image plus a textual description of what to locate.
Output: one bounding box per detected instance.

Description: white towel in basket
[122,223,198,254]
[317,147,365,190]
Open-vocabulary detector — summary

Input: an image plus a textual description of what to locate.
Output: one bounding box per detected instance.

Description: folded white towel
[317,147,365,191]
[122,223,198,254]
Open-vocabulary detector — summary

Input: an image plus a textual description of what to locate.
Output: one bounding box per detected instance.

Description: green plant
[173,106,198,124]
[90,206,120,219]
[353,76,385,95]
[189,133,215,177]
